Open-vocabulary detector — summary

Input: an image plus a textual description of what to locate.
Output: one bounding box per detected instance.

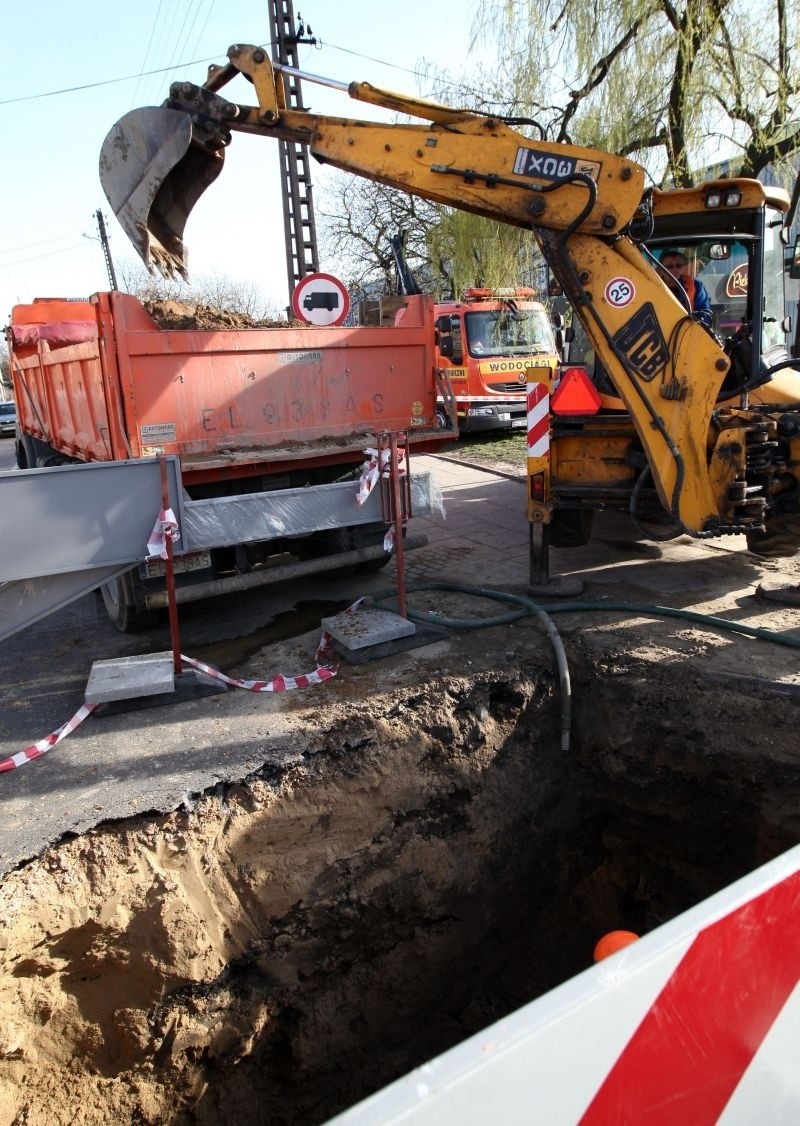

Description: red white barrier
[146,506,180,560]
[180,655,336,693]
[356,445,407,510]
[331,845,800,1124]
[527,380,550,458]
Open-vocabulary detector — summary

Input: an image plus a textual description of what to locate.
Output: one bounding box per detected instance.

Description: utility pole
[268,2,320,308]
[94,209,119,290]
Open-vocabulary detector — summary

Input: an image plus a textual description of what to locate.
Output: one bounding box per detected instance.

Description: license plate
[144,551,212,579]
[511,418,527,429]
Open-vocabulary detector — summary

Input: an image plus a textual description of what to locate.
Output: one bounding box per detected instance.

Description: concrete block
[333,621,450,664]
[320,607,416,651]
[85,652,175,704]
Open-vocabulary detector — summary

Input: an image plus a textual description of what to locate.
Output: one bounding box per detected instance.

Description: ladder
[269,0,320,307]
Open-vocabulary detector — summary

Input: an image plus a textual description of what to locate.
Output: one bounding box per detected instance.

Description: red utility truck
[433,288,559,433]
[9,291,452,630]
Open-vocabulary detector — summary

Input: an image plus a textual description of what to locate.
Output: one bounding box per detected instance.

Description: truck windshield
[466,307,555,358]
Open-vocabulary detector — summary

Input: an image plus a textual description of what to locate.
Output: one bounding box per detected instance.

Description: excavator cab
[648,180,800,404]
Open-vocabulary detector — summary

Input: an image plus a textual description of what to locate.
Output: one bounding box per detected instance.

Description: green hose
[371,581,800,757]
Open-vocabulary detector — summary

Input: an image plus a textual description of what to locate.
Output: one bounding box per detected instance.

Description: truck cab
[435,288,558,432]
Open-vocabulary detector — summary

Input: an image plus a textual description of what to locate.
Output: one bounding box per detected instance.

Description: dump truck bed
[10,292,445,481]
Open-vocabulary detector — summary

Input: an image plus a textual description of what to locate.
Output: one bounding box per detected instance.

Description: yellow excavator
[99,45,800,585]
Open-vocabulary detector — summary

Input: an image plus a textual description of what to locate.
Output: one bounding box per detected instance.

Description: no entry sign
[292,272,350,326]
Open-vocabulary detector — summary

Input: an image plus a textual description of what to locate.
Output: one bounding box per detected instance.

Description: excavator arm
[100,46,646,277]
[99,45,737,538]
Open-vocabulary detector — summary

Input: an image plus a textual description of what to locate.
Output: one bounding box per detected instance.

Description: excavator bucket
[99,107,224,280]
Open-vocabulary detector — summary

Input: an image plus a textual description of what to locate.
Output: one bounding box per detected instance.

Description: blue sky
[0,0,480,321]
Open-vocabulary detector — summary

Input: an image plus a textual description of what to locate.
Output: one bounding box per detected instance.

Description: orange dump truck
[8,291,451,629]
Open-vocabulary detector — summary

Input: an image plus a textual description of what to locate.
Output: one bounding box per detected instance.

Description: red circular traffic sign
[291,272,350,326]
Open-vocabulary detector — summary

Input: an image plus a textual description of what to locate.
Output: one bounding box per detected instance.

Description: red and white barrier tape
[0,702,97,773]
[356,446,406,507]
[1,649,339,773]
[146,506,180,560]
[180,655,336,692]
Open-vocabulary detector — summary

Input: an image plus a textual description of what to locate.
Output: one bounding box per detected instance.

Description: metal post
[94,209,118,290]
[159,457,182,675]
[269,0,321,299]
[390,432,407,618]
[529,521,549,587]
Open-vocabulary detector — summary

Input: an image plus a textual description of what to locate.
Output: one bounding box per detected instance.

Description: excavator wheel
[746,512,800,558]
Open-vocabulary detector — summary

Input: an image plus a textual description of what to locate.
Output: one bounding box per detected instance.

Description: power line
[0,242,91,270]
[130,0,166,108]
[185,0,217,70]
[0,55,224,106]
[139,0,188,106]
[0,39,477,109]
[0,230,88,256]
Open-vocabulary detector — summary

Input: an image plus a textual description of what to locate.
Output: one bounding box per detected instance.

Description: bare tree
[317,176,443,294]
[316,120,545,299]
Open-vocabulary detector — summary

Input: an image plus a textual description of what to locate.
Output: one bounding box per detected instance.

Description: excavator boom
[99,47,644,280]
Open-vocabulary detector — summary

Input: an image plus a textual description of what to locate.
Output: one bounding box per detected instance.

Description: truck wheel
[101,576,160,632]
[436,406,452,430]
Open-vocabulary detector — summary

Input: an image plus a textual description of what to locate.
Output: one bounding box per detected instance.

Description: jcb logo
[612,303,669,381]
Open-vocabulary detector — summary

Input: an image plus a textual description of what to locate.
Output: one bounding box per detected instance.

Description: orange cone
[593,930,640,962]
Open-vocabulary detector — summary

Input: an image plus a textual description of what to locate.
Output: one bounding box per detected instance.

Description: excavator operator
[659,249,714,327]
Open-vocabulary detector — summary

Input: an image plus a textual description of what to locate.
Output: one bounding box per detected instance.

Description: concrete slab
[93,667,228,715]
[321,607,416,650]
[85,653,176,704]
[332,622,450,665]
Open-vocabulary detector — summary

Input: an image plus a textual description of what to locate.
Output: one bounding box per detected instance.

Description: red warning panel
[551,367,602,416]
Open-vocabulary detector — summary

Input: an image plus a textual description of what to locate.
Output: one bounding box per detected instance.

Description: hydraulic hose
[370,581,800,758]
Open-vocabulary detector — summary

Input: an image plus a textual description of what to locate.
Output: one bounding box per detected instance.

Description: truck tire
[436,405,452,430]
[101,575,160,632]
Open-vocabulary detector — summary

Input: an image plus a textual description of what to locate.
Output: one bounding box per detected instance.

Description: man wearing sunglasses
[659,249,714,328]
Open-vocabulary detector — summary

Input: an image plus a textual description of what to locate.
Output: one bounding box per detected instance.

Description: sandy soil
[142,298,296,331]
[1,586,799,1123]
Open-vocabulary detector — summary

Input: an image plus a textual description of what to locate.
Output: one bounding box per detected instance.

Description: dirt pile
[142,299,295,331]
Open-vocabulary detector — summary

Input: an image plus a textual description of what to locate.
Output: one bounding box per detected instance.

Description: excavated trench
[1,649,799,1125]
